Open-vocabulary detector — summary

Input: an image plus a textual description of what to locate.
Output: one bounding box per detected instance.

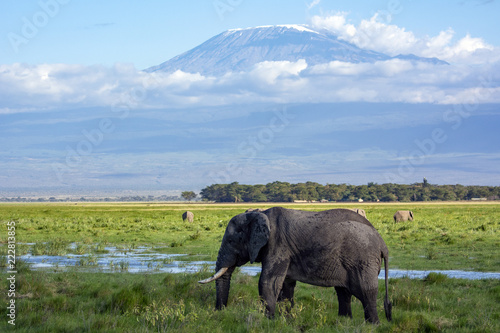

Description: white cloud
[309,61,368,76]
[250,59,308,84]
[0,63,147,108]
[1,16,499,114]
[431,34,496,63]
[311,13,417,55]
[309,58,415,77]
[310,12,356,38]
[306,0,321,10]
[310,12,498,65]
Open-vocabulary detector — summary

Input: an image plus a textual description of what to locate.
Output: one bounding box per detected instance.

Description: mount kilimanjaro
[146,24,447,76]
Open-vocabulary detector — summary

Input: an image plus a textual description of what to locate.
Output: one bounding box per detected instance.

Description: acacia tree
[181,191,197,201]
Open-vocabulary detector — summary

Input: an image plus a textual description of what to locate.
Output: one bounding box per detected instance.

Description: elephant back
[182,211,194,223]
[246,208,263,213]
[393,210,413,222]
[263,207,376,229]
[326,209,375,228]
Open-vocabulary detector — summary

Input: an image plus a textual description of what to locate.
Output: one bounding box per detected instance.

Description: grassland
[0,202,499,332]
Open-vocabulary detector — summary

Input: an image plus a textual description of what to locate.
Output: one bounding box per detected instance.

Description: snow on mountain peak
[277,24,321,34]
[227,24,320,34]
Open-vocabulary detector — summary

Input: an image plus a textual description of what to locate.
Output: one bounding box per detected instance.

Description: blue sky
[1,1,499,195]
[1,0,499,69]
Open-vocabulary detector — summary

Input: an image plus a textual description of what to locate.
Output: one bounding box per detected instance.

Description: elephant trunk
[197,263,235,309]
[214,241,238,309]
[198,240,238,309]
[215,266,235,309]
[213,245,236,308]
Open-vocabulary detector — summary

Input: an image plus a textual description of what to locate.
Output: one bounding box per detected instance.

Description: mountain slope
[146,25,447,76]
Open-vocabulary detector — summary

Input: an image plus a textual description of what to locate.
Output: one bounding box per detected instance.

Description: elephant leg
[258,267,288,318]
[278,278,296,313]
[358,288,380,324]
[335,287,352,318]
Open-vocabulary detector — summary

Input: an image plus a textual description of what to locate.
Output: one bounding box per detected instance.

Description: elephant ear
[247,212,270,264]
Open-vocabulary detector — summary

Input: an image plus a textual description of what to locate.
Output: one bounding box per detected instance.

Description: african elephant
[199,207,392,324]
[348,208,367,218]
[182,211,194,223]
[393,210,413,222]
[245,208,263,212]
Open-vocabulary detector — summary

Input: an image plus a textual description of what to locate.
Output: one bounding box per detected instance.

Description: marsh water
[11,245,500,280]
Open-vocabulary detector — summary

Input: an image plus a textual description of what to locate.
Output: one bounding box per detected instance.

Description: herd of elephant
[179,207,415,324]
[347,208,414,223]
[182,208,415,223]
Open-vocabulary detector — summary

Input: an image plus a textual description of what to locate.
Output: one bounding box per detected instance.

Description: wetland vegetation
[1,202,499,332]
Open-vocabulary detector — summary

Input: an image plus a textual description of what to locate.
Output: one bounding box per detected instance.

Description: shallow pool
[12,245,500,280]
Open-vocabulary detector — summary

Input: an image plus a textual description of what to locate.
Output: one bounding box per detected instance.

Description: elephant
[182,211,194,223]
[348,208,367,218]
[245,208,263,212]
[199,207,392,324]
[393,210,413,222]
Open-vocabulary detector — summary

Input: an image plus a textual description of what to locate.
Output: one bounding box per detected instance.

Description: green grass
[1,202,498,270]
[0,261,498,332]
[0,202,499,331]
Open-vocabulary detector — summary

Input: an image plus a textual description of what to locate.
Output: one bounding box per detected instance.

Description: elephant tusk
[198,267,229,284]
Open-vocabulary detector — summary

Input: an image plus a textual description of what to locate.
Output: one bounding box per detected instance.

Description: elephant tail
[383,249,393,322]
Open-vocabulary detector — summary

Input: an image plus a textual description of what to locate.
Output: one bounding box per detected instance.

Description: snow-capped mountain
[146,24,447,76]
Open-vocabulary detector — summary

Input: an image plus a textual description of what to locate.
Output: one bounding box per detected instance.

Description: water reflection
[379,269,500,280]
[12,246,500,280]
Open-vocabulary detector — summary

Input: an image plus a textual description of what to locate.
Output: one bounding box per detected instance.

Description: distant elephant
[245,208,263,212]
[348,208,367,218]
[393,210,413,222]
[199,207,392,324]
[182,211,194,223]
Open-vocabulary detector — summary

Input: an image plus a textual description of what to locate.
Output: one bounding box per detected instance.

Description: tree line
[200,181,500,203]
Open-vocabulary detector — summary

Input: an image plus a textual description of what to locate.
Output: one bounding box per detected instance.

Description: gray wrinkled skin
[210,207,392,324]
[393,210,414,222]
